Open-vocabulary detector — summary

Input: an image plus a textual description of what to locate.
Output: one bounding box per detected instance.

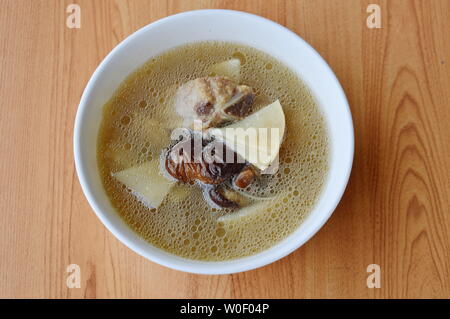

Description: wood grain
[0,0,449,298]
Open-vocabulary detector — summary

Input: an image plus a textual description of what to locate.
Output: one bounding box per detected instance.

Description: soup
[97,41,329,261]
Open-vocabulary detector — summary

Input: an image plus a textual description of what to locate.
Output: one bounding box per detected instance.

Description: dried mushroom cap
[206,186,240,209]
[164,134,246,185]
[233,166,256,189]
[204,184,252,210]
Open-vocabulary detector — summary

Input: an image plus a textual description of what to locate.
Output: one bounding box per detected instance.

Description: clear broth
[97,41,329,261]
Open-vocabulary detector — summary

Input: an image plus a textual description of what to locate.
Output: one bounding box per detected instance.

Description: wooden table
[1,0,449,299]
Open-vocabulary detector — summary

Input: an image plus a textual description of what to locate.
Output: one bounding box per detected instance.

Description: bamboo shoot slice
[209,59,241,82]
[209,100,285,170]
[112,159,175,209]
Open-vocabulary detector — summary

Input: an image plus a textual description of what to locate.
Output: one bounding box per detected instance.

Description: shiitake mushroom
[164,133,256,208]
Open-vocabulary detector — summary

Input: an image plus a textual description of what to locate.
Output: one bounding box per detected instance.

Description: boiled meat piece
[174,76,254,129]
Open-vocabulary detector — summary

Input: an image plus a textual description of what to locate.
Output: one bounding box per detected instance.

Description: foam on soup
[97,41,329,261]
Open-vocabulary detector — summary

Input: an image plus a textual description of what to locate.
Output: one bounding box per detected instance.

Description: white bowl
[74,9,354,274]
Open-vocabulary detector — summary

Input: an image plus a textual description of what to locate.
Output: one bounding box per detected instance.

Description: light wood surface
[1,0,449,299]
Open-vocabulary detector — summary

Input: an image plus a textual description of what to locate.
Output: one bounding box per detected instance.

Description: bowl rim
[74,9,354,274]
